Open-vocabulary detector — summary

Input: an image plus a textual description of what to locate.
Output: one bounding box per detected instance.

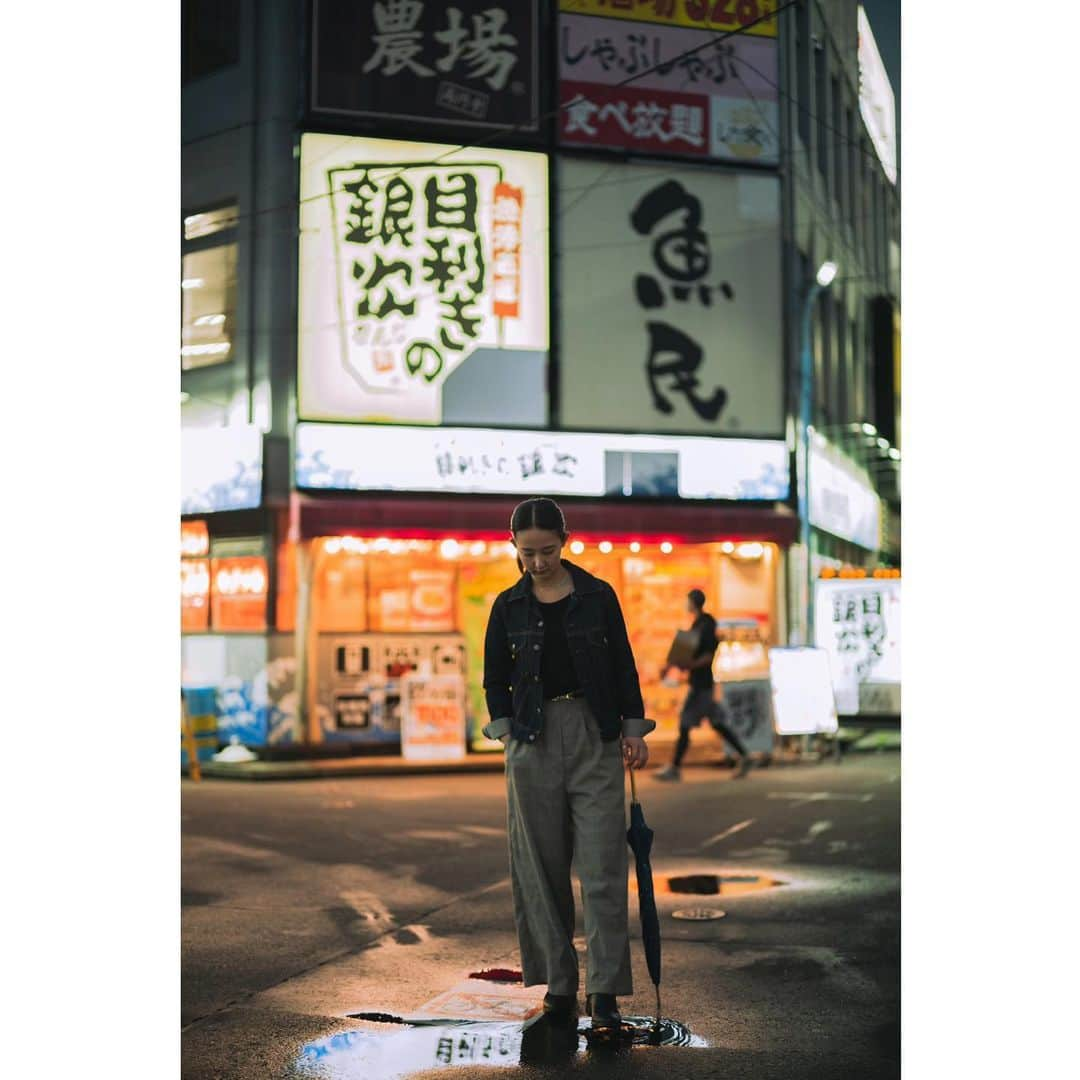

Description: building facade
[180,0,900,759]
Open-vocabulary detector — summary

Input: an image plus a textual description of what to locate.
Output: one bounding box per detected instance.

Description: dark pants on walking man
[673,687,748,767]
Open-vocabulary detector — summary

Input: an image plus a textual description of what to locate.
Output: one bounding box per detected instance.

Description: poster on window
[299,134,549,426]
[401,674,468,761]
[311,0,539,131]
[559,158,782,435]
[559,12,779,163]
[814,579,901,716]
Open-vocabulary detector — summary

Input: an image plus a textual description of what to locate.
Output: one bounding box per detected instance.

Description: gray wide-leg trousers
[505,697,633,997]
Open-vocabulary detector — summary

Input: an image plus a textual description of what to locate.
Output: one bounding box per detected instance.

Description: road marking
[767,792,874,805]
[700,818,755,849]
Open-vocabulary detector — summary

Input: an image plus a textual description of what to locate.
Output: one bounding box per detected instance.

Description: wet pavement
[183,752,900,1079]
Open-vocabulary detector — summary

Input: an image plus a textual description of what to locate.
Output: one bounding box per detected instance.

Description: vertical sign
[560,159,782,435]
[814,578,901,716]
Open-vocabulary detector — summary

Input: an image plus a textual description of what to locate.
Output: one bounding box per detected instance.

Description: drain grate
[672,908,726,921]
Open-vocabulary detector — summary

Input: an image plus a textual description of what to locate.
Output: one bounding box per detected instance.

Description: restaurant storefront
[282,487,794,756]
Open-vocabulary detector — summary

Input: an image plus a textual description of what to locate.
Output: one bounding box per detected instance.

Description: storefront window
[307,538,780,749]
[181,240,237,371]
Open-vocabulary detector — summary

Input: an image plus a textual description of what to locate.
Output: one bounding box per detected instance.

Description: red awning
[297,494,797,546]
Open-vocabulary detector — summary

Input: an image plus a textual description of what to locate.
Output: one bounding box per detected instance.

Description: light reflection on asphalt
[291,1012,706,1078]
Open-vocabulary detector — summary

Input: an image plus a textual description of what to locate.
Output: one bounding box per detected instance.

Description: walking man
[655,590,751,781]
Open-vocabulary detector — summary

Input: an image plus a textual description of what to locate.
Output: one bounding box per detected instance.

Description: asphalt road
[182,751,900,1079]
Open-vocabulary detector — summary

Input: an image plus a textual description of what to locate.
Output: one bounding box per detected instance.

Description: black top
[689,612,719,690]
[537,594,580,699]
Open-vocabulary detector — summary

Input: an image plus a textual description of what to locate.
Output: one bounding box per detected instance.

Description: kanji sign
[814,579,901,717]
[299,134,549,425]
[312,0,539,130]
[559,12,779,163]
[296,421,789,500]
[559,159,782,435]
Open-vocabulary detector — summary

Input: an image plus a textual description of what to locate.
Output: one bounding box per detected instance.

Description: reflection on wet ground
[291,1011,706,1078]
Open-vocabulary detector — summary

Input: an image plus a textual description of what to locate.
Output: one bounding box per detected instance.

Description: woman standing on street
[482,497,654,1033]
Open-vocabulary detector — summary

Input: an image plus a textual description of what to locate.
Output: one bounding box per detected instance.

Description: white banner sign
[857,6,897,184]
[559,159,783,436]
[814,578,901,716]
[298,134,549,427]
[296,422,789,501]
[810,442,881,550]
[768,647,839,735]
[181,424,263,514]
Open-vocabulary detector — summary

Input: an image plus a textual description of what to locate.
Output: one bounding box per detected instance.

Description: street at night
[182,753,899,1079]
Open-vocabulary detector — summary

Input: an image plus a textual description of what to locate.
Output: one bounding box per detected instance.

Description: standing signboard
[401,673,468,761]
[719,678,775,755]
[311,0,539,132]
[814,578,901,716]
[559,10,779,164]
[559,158,782,436]
[767,647,840,735]
[298,134,549,427]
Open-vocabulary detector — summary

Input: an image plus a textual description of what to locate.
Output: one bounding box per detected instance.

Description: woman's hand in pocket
[621,736,648,769]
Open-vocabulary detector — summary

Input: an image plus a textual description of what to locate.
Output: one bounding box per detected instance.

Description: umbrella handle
[627,761,639,805]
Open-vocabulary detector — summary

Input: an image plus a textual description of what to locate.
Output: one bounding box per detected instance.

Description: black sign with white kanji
[312,0,539,131]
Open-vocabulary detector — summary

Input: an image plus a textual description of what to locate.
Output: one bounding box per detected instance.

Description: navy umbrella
[626,765,662,1031]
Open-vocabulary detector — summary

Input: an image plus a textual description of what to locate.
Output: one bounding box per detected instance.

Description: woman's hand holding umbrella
[622,736,649,769]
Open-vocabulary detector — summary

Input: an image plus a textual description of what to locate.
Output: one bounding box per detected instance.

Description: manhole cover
[672,908,727,921]
[665,873,782,897]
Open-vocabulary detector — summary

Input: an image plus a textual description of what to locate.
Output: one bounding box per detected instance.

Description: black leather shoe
[543,992,578,1017]
[587,993,621,1031]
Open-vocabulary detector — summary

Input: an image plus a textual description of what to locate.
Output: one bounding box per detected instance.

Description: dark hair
[688,589,706,610]
[510,498,568,574]
[510,498,568,540]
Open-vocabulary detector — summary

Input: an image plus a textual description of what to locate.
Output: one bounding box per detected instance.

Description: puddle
[664,872,783,897]
[293,1012,706,1078]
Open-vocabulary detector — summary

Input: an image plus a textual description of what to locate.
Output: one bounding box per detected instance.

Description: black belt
[546,689,586,702]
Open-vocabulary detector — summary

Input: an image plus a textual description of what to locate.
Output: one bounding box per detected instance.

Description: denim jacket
[481,561,655,745]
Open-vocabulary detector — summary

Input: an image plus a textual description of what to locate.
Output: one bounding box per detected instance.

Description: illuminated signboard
[559,1,778,37]
[181,559,210,632]
[296,421,789,501]
[559,159,783,436]
[857,6,897,184]
[211,556,269,632]
[809,442,882,551]
[768,647,840,735]
[181,520,210,558]
[298,133,549,426]
[814,577,900,716]
[311,0,539,131]
[559,11,779,163]
[181,424,263,514]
